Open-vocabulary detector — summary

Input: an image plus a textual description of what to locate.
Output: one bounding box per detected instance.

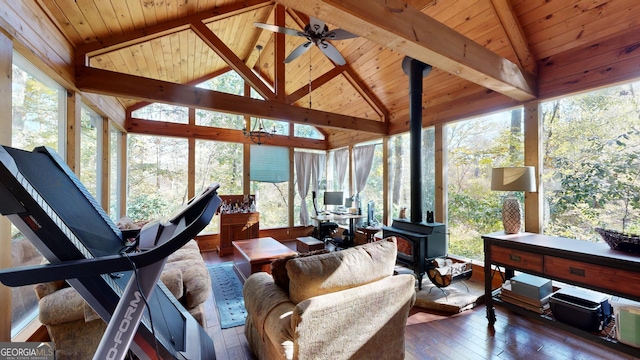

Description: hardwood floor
[200,243,634,360]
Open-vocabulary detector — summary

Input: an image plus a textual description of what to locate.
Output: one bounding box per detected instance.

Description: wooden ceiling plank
[78,0,273,57]
[343,69,388,120]
[145,40,164,79]
[286,66,344,104]
[154,0,170,24]
[76,66,386,134]
[527,0,640,59]
[109,0,135,34]
[140,0,159,27]
[160,34,175,82]
[276,0,537,101]
[36,0,84,45]
[190,20,276,101]
[179,29,191,83]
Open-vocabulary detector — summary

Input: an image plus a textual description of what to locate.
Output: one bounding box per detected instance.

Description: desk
[483,231,640,357]
[311,213,364,247]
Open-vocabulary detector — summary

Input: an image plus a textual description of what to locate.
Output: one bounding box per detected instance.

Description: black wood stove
[384,57,448,290]
[383,220,446,289]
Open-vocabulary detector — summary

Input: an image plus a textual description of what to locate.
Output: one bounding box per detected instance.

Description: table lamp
[491,166,536,234]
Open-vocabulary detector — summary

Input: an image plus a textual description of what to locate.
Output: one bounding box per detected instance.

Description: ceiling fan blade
[309,17,327,35]
[253,22,305,37]
[284,42,313,63]
[326,29,358,40]
[318,41,346,66]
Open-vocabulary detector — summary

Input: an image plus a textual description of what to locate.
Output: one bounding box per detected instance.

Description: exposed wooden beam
[489,0,537,74]
[343,68,388,120]
[190,21,276,101]
[276,0,537,101]
[126,67,232,113]
[76,66,386,134]
[286,66,345,104]
[127,118,326,150]
[77,0,274,57]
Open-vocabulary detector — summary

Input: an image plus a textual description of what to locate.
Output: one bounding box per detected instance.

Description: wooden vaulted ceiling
[42,0,640,149]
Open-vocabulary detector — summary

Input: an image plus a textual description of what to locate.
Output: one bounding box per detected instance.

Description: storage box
[549,287,612,332]
[510,273,552,300]
[610,296,640,348]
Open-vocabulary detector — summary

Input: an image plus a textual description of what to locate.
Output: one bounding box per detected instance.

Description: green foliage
[126,194,171,221]
[543,83,640,237]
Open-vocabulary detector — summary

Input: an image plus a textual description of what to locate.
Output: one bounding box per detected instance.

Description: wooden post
[289,147,295,227]
[188,108,196,200]
[101,116,110,209]
[524,100,542,233]
[243,82,251,196]
[0,30,12,342]
[66,91,81,173]
[382,136,389,224]
[434,124,447,224]
[119,132,128,219]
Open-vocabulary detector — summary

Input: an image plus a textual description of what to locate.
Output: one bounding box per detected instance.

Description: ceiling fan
[253,17,357,66]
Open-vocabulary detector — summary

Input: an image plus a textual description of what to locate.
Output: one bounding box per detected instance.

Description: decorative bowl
[595,227,640,254]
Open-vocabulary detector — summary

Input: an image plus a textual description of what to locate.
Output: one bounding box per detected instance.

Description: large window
[195,139,243,233]
[10,52,66,336]
[131,103,188,124]
[127,135,188,221]
[446,108,524,261]
[358,143,384,225]
[250,145,289,228]
[388,128,436,223]
[542,81,640,240]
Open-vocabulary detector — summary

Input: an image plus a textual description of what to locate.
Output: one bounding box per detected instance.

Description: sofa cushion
[286,237,397,304]
[271,249,329,292]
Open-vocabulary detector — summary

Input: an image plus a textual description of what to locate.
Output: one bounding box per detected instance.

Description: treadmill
[0,145,221,360]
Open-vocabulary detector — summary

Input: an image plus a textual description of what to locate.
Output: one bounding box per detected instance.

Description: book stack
[500,280,551,313]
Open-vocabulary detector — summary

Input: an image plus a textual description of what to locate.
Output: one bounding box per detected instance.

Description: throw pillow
[287,237,397,304]
[271,249,329,292]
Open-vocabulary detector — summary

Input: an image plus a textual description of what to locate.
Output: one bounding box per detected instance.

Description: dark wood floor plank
[199,245,637,360]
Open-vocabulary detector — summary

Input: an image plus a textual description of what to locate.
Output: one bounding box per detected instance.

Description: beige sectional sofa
[243,237,416,360]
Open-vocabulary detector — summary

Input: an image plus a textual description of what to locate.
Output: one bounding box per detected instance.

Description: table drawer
[490,245,543,272]
[544,256,640,298]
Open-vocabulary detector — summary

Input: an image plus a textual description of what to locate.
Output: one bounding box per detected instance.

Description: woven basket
[595,227,640,254]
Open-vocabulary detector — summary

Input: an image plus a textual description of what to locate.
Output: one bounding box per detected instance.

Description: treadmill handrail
[0,185,221,288]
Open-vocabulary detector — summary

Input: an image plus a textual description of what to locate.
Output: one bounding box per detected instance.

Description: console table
[483,231,640,356]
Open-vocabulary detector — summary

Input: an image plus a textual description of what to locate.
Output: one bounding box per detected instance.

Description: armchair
[243,237,415,360]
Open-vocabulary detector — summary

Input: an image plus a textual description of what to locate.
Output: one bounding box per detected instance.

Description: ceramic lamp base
[502,197,522,234]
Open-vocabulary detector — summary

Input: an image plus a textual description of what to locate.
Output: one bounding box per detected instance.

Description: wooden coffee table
[232,237,297,283]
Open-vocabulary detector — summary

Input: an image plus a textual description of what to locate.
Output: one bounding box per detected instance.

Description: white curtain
[353,144,377,198]
[295,152,326,226]
[334,148,349,190]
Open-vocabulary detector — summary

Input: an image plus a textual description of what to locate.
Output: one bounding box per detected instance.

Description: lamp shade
[491,167,536,192]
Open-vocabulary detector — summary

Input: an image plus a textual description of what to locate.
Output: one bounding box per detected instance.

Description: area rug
[414,277,485,314]
[208,262,247,329]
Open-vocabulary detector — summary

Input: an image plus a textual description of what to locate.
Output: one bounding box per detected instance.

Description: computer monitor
[367,200,375,226]
[323,191,344,207]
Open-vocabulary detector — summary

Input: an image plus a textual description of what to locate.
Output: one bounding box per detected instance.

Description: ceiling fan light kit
[254,16,357,65]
